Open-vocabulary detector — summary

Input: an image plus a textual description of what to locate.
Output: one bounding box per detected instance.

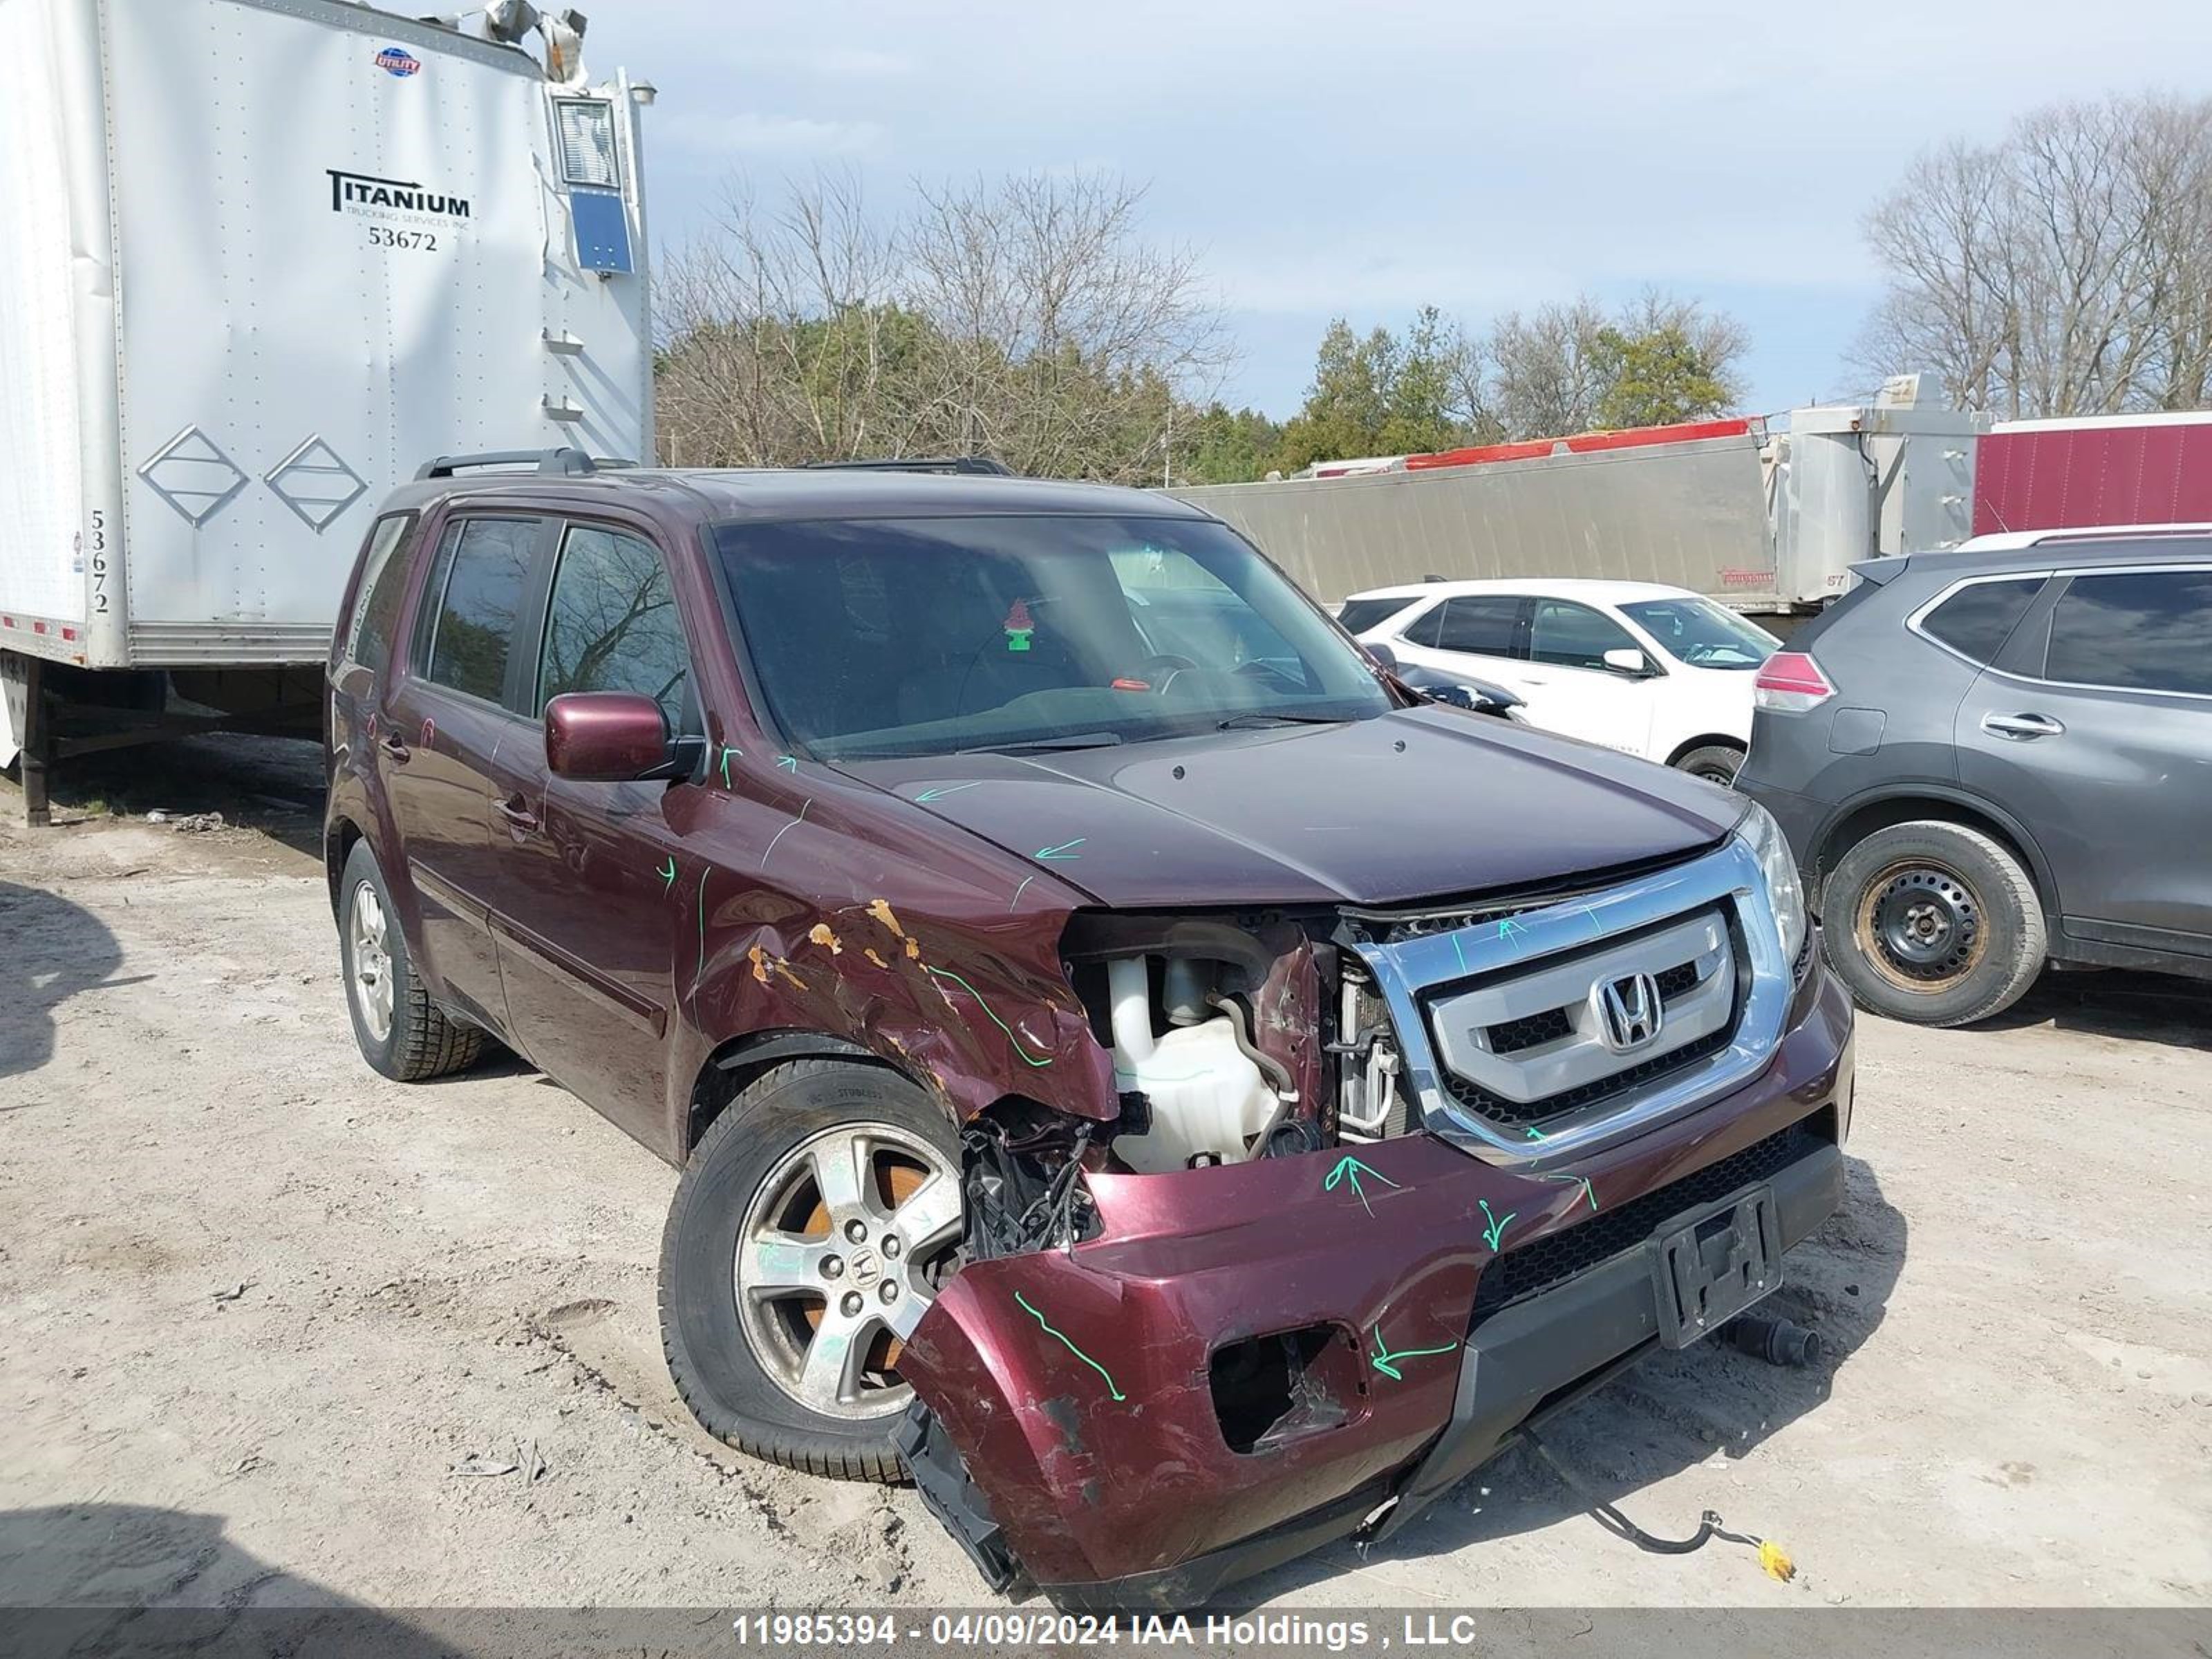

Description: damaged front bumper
[898,963,1855,1609]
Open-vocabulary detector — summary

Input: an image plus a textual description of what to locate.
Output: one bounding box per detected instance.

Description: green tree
[1590,323,1734,429]
[1273,319,1396,473]
[1177,402,1284,484]
[1376,306,1469,455]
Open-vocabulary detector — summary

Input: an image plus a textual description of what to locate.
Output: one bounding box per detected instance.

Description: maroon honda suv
[324,450,1854,1606]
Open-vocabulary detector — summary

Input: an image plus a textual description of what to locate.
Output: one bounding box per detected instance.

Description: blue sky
[588,1,2212,421]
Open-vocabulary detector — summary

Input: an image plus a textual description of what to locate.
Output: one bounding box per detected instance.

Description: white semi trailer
[1170,389,1988,623]
[0,0,652,821]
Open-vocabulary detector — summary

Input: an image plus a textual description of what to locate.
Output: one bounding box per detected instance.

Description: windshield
[1618,596,1780,670]
[713,515,1391,760]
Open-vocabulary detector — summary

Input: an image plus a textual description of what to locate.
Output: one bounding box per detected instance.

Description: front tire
[1821,821,2046,1026]
[338,840,486,1080]
[659,1060,964,1482]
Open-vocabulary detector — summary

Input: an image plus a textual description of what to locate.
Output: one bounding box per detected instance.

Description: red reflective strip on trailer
[32,621,47,634]
[61,627,78,641]
[1403,417,1754,472]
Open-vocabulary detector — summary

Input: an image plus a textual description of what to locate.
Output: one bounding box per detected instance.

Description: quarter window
[343,514,415,674]
[1920,578,2043,665]
[1529,599,1637,669]
[2045,569,2212,696]
[538,525,697,731]
[417,518,539,704]
[1433,596,1524,656]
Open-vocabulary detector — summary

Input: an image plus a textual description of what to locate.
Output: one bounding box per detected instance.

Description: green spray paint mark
[1015,1290,1124,1401]
[1532,1171,1597,1212]
[1323,1154,1401,1217]
[657,856,677,895]
[1034,837,1086,861]
[1452,932,1469,975]
[917,782,984,803]
[1008,874,1035,912]
[1369,1322,1459,1382]
[924,966,1054,1068]
[1479,1198,1517,1253]
[776,754,799,774]
[718,745,742,789]
[1524,1125,1546,1143]
[1497,916,1529,948]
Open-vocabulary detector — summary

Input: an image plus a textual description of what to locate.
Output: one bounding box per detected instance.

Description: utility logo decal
[373,46,422,77]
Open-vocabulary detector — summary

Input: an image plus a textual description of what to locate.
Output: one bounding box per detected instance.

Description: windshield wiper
[1215,712,1353,731]
[956,731,1126,755]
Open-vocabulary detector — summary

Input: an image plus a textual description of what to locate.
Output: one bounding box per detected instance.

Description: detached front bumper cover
[896,965,1853,1609]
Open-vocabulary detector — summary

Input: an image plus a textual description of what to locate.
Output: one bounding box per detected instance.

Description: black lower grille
[1444,1022,1735,1129]
[1655,960,1702,1000]
[1470,1121,1828,1325]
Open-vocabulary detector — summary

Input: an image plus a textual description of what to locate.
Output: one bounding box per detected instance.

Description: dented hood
[837,706,1741,909]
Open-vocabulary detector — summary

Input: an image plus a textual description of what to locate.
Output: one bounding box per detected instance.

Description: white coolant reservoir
[1106,957,1275,1174]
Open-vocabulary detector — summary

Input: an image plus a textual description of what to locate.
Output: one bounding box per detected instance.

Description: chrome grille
[1349,837,1790,1166]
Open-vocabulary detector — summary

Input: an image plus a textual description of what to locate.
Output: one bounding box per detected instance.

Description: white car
[1339,579,1781,782]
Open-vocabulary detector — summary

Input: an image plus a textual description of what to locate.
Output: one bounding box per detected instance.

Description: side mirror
[1362,640,1399,675]
[1602,647,1655,677]
[545,691,672,782]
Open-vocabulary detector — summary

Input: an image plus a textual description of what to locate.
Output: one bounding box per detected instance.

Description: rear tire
[1672,742,1746,786]
[660,1060,964,1483]
[338,840,486,1080]
[1821,821,2045,1027]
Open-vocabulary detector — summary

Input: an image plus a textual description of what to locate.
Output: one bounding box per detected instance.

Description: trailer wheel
[661,1060,964,1482]
[1671,742,1746,787]
[338,840,485,1080]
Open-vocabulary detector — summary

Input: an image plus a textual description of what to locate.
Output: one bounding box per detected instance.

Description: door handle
[379,731,411,765]
[1980,712,2065,740]
[495,794,541,834]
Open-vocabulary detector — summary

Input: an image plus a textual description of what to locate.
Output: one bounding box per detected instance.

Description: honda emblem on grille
[1593,971,1665,1052]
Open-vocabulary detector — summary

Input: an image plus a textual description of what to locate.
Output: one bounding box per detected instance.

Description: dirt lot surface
[3,738,2210,1621]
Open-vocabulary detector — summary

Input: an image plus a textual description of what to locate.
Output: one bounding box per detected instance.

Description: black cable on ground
[1521,1427,1795,1580]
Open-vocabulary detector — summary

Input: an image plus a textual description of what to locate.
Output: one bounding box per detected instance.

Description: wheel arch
[1664,732,1747,768]
[1810,787,2059,920]
[687,1030,941,1154]
[326,814,366,917]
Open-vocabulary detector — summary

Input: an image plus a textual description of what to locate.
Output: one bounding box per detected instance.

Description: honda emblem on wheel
[1593,971,1664,1052]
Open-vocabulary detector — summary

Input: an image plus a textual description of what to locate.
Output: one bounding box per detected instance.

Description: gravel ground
[3,738,2209,1622]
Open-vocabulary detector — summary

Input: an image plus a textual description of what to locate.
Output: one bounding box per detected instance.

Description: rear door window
[415,518,541,705]
[538,524,699,733]
[2045,568,2212,695]
[1528,599,1634,668]
[1434,596,1524,656]
[1919,577,2045,665]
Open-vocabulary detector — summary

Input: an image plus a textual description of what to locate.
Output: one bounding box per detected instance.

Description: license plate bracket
[1649,1183,1782,1349]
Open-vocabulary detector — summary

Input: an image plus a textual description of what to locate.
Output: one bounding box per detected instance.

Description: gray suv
[1736,529,2212,1026]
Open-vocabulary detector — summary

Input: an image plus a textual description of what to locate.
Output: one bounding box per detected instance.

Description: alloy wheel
[348,880,395,1042]
[735,1122,963,1420]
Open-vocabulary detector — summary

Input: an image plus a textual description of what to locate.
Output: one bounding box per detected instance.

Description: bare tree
[1483,291,1743,439]
[655,170,1229,482]
[1855,93,2212,416]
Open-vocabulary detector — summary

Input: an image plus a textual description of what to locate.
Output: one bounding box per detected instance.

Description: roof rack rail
[800,455,1015,476]
[416,448,601,480]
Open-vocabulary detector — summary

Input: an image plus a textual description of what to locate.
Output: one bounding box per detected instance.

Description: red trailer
[1974,411,2212,536]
